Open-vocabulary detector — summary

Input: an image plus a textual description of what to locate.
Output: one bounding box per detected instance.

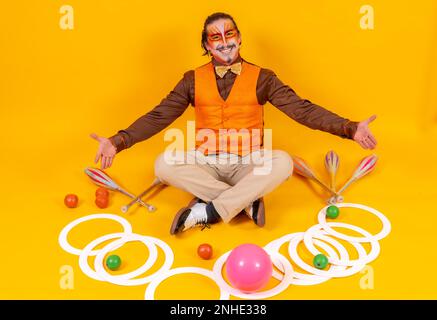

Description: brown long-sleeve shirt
[109,57,358,153]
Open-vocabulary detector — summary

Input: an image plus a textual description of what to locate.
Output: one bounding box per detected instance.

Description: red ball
[95,187,109,198]
[197,243,213,260]
[64,194,78,208]
[95,196,109,209]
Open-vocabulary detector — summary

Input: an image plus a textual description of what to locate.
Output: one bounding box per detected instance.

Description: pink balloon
[225,243,273,292]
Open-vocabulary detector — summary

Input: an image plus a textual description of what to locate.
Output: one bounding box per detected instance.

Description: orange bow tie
[214,62,242,78]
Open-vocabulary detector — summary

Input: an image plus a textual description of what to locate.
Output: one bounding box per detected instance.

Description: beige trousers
[154,149,293,223]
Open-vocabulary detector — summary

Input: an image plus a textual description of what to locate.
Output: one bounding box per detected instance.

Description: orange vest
[194,61,263,156]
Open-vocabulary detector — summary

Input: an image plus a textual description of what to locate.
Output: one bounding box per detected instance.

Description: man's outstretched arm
[108,72,192,153]
[259,69,360,139]
[91,72,192,169]
[259,69,377,149]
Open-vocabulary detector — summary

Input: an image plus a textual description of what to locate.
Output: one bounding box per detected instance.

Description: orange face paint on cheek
[207,38,223,48]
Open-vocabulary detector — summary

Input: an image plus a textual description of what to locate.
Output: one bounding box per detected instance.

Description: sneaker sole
[256,198,265,227]
[170,197,200,235]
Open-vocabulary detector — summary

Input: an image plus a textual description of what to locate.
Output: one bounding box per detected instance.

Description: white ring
[145,267,230,300]
[213,249,294,299]
[303,223,380,266]
[265,233,346,286]
[59,214,132,256]
[91,233,159,280]
[318,203,391,242]
[79,232,127,281]
[288,233,366,278]
[94,233,174,286]
[266,235,329,286]
[288,232,352,279]
[60,202,391,298]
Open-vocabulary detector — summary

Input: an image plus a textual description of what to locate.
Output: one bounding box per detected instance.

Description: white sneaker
[182,203,209,231]
[170,201,212,234]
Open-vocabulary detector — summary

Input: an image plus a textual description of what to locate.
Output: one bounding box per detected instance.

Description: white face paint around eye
[205,18,241,65]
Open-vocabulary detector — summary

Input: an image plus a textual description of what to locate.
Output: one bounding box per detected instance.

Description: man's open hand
[353,115,378,150]
[90,133,117,170]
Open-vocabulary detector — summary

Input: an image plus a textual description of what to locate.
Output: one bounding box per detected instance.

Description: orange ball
[95,196,109,209]
[64,194,78,208]
[197,243,213,260]
[95,187,109,198]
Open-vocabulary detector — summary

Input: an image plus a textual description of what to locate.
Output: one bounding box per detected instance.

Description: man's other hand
[90,133,117,170]
[353,115,378,150]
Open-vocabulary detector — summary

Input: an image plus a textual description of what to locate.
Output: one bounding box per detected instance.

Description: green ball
[313,254,329,269]
[326,205,340,219]
[106,255,121,271]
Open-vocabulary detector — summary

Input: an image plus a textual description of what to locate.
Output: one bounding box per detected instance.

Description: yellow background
[0,0,436,299]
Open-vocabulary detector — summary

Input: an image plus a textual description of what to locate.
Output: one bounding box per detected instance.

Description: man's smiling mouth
[219,47,233,54]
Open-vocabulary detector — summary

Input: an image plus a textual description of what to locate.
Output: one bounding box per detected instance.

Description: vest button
[222,103,227,108]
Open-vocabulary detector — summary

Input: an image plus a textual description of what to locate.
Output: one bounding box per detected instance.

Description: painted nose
[222,36,228,47]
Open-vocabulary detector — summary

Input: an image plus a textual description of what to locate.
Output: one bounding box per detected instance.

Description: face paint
[205,18,241,65]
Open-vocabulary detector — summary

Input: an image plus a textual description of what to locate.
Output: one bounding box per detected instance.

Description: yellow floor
[1,0,437,300]
[1,127,436,299]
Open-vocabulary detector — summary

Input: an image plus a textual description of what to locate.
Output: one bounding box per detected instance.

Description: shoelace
[193,216,210,231]
[200,223,211,231]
